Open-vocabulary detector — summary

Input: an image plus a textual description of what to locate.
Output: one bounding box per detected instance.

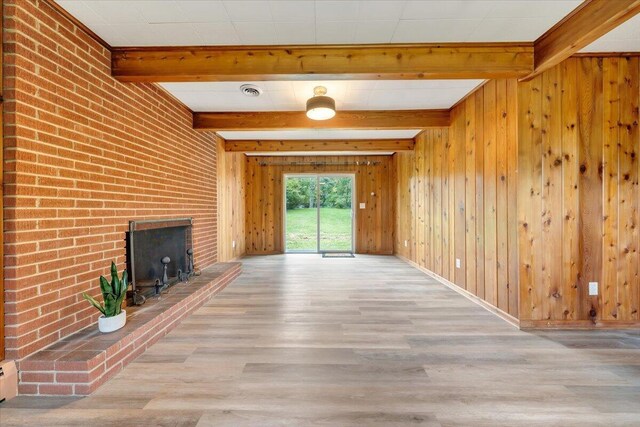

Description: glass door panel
[285,176,318,252]
[319,176,353,252]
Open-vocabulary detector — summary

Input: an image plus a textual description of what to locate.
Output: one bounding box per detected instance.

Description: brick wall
[3,0,219,360]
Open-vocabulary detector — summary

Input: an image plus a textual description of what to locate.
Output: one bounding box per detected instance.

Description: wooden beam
[194,110,450,131]
[531,0,640,78]
[224,139,415,152]
[112,43,533,82]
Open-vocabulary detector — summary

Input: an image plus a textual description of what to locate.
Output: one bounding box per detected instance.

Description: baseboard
[395,254,520,329]
[245,251,282,256]
[519,319,640,330]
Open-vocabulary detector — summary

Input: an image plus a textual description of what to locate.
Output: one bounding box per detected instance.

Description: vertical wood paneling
[217,142,246,262]
[496,79,510,313]
[396,81,518,320]
[518,56,639,327]
[603,58,620,320]
[245,155,395,255]
[396,56,638,328]
[433,132,443,275]
[454,107,467,288]
[475,90,486,301]
[518,74,543,321]
[442,130,450,280]
[542,65,563,320]
[424,132,432,270]
[416,135,426,267]
[448,128,457,282]
[561,59,580,320]
[427,132,436,272]
[394,151,415,260]
[578,58,604,321]
[425,132,440,271]
[618,57,639,321]
[465,94,477,295]
[484,80,498,308]
[507,78,520,318]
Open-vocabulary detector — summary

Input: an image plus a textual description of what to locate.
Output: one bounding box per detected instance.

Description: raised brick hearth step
[17,262,241,396]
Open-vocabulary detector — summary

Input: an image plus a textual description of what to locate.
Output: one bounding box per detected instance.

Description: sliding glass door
[284,174,354,253]
[284,176,318,252]
[319,176,353,252]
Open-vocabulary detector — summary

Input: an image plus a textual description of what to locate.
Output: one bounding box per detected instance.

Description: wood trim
[112,43,534,82]
[529,0,640,79]
[396,255,521,329]
[520,320,640,330]
[194,110,450,131]
[44,0,111,50]
[572,51,640,58]
[224,139,415,152]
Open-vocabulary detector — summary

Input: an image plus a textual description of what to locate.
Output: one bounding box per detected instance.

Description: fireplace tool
[178,248,199,282]
[154,256,171,295]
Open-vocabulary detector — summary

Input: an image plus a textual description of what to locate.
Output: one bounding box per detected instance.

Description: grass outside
[286,208,352,251]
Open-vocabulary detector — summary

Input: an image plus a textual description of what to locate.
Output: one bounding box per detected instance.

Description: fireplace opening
[126,218,194,304]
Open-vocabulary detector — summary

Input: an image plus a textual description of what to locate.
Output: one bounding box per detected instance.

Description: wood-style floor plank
[1,255,639,426]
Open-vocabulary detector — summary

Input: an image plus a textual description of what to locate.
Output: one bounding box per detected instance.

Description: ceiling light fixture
[306,86,336,121]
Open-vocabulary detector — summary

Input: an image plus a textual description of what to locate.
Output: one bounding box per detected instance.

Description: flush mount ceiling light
[306,86,336,121]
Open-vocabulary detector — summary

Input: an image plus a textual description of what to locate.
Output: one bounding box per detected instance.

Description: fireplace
[126,218,194,303]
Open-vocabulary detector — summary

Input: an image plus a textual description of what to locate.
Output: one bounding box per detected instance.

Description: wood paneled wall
[395,80,519,319]
[394,151,415,261]
[245,155,395,255]
[217,141,246,262]
[518,57,640,327]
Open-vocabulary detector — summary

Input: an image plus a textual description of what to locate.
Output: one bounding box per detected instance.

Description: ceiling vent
[240,84,262,97]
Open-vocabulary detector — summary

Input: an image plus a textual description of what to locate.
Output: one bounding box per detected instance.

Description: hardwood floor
[1,255,639,426]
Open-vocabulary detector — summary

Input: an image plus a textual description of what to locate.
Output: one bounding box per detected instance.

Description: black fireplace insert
[126,218,194,303]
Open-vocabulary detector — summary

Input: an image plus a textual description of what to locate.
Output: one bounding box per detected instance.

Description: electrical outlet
[232,240,236,248]
[456,258,461,269]
[589,282,598,296]
[404,240,408,248]
[359,202,366,209]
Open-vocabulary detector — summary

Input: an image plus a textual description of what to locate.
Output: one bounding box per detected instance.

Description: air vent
[240,84,262,97]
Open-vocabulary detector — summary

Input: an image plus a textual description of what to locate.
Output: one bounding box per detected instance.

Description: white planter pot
[98,309,126,333]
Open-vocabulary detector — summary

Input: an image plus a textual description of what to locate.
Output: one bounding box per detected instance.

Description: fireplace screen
[126,218,193,300]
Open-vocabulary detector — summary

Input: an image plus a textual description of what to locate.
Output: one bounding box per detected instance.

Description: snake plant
[82,262,128,317]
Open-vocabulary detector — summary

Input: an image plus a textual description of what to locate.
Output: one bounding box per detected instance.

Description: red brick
[21,371,55,383]
[18,384,39,395]
[39,383,74,396]
[4,0,218,363]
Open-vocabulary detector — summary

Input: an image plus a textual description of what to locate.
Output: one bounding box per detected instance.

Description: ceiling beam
[112,43,534,82]
[194,110,450,131]
[224,139,415,153]
[529,0,640,79]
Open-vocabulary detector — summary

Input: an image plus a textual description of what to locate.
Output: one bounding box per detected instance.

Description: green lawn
[286,208,352,251]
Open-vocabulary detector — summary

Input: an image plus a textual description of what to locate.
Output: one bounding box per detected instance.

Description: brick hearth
[17,262,241,396]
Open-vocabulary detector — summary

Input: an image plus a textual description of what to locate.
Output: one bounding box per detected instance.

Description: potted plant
[82,262,129,333]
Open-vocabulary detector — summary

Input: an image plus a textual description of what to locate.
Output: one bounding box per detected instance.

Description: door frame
[283,173,355,254]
